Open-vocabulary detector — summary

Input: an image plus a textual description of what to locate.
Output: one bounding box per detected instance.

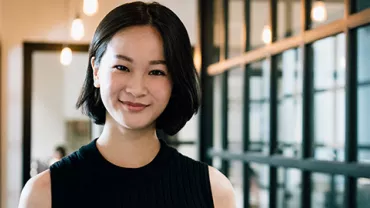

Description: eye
[149,70,166,76]
[114,65,130,72]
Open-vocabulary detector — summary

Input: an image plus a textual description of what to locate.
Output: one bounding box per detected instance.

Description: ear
[91,57,100,88]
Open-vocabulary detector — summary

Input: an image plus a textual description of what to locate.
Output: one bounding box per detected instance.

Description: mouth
[120,101,149,112]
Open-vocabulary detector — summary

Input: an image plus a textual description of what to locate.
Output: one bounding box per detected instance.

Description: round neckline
[81,138,174,180]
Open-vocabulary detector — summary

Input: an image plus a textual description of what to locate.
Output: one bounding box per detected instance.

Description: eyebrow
[115,54,166,65]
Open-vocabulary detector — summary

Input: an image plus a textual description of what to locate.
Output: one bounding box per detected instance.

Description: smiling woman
[18,1,235,208]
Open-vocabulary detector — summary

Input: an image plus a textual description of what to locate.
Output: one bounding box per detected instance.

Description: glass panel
[176,144,197,160]
[177,115,199,142]
[310,0,344,29]
[277,48,303,157]
[213,75,223,169]
[312,173,345,208]
[358,85,370,163]
[277,168,301,208]
[357,25,370,163]
[228,0,244,58]
[250,163,269,208]
[357,25,370,83]
[356,0,370,12]
[228,67,244,153]
[229,161,244,208]
[277,0,301,39]
[313,34,346,162]
[251,0,269,49]
[358,178,370,208]
[249,60,270,154]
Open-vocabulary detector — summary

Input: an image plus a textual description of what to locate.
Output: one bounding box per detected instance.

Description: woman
[19,1,235,208]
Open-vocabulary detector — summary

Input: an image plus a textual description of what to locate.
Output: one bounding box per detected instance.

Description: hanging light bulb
[71,15,85,40]
[311,1,327,22]
[262,25,272,44]
[60,47,73,66]
[83,0,99,16]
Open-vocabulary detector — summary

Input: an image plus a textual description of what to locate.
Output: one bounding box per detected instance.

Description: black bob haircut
[76,1,201,136]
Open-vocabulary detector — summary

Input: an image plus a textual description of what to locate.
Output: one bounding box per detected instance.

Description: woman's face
[92,25,172,131]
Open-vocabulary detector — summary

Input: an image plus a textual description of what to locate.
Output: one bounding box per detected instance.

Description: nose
[125,73,148,98]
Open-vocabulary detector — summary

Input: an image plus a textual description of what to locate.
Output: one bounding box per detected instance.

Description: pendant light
[311,0,327,22]
[61,0,72,66]
[71,14,85,40]
[262,25,272,44]
[83,0,99,16]
[60,46,73,66]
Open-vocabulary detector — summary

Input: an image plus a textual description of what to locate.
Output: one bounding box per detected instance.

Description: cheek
[100,72,116,93]
[98,72,118,104]
[152,80,172,102]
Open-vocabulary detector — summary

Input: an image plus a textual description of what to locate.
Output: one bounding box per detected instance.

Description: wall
[0,0,198,207]
[0,0,3,206]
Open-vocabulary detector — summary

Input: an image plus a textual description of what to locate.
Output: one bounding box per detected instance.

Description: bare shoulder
[208,166,236,208]
[18,170,51,208]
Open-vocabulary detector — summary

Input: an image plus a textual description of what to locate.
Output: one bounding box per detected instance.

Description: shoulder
[50,149,85,171]
[18,170,51,208]
[208,166,236,208]
[171,151,236,207]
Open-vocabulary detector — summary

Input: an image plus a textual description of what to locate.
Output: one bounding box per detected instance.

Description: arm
[18,170,51,208]
[208,166,236,208]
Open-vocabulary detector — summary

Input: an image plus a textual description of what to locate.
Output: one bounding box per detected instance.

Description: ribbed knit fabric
[49,139,214,208]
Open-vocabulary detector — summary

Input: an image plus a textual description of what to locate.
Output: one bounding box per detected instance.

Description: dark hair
[76,1,200,136]
[55,146,67,158]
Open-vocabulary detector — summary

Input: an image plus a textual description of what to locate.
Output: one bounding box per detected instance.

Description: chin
[118,119,155,131]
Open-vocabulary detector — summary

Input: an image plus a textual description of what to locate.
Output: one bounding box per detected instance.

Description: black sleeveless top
[49,139,214,208]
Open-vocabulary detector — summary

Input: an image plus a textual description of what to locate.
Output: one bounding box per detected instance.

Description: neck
[96,114,160,168]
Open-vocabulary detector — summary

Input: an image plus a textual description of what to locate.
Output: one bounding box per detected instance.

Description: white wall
[0,1,198,207]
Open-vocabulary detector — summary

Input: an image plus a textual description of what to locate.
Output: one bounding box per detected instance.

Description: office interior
[1,0,370,207]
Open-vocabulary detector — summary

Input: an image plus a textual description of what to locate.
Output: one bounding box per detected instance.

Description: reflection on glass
[229,161,244,208]
[358,178,370,208]
[250,163,269,208]
[251,0,269,49]
[213,75,223,169]
[277,168,301,208]
[277,48,302,157]
[356,0,370,12]
[310,0,344,28]
[228,67,244,153]
[312,173,345,208]
[312,34,346,161]
[277,0,301,39]
[228,0,244,58]
[357,25,370,163]
[249,60,270,154]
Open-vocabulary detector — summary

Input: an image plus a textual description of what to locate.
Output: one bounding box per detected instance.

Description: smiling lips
[121,101,149,112]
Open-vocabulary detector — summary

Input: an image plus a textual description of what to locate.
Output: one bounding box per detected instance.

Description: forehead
[106,25,164,58]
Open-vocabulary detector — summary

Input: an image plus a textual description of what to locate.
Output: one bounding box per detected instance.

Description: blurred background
[1,0,370,207]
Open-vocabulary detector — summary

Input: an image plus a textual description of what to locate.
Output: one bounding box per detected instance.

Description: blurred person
[18,1,236,208]
[30,146,67,177]
[48,146,67,166]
